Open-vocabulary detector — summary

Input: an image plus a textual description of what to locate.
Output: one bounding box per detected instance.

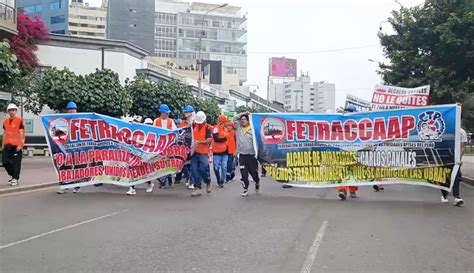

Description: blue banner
[251,104,461,191]
[41,113,192,189]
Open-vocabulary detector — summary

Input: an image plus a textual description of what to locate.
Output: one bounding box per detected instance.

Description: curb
[0,181,57,196]
[462,176,474,187]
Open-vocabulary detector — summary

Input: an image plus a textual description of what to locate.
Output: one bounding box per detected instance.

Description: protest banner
[371,84,430,110]
[41,113,192,189]
[251,104,461,191]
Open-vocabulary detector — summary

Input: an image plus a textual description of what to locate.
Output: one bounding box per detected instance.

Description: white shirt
[460,128,468,144]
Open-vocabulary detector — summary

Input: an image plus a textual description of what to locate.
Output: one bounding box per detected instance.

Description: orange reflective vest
[154,118,174,130]
[211,125,227,154]
[194,123,210,155]
[226,131,236,155]
[3,117,25,148]
[178,120,188,128]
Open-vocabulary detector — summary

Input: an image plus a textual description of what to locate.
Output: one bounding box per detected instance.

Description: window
[21,4,42,14]
[158,12,177,25]
[155,39,176,51]
[51,29,65,34]
[50,0,66,10]
[51,15,66,24]
[212,20,220,27]
[231,57,239,64]
[156,26,176,38]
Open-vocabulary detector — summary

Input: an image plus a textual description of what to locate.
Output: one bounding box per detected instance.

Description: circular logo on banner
[417,111,445,141]
[49,118,70,144]
[260,117,286,144]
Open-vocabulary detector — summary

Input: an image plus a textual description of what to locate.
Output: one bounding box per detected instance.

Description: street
[1,168,473,273]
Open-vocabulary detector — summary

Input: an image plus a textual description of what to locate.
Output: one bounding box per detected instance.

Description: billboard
[269,58,297,78]
[371,84,430,110]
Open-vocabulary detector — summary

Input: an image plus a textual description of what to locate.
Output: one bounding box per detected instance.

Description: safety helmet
[183,105,194,113]
[218,115,228,124]
[195,111,206,124]
[175,118,182,125]
[159,104,171,114]
[344,104,357,113]
[7,103,18,110]
[144,118,153,125]
[66,101,78,110]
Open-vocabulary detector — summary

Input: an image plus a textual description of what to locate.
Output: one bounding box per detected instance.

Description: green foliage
[378,0,474,131]
[9,72,44,114]
[127,76,221,123]
[0,41,20,91]
[236,105,271,114]
[39,68,131,117]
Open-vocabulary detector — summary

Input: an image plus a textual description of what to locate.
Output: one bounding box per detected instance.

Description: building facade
[0,0,17,38]
[270,75,335,113]
[107,0,248,84]
[17,0,106,38]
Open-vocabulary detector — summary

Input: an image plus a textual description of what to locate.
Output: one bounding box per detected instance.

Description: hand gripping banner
[251,104,461,191]
[41,113,192,189]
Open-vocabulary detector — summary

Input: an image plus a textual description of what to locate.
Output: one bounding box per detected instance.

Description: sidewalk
[461,155,474,185]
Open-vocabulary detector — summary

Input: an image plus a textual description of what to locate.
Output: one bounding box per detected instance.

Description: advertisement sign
[269,57,297,78]
[251,105,460,191]
[345,94,372,112]
[371,84,430,110]
[41,113,192,189]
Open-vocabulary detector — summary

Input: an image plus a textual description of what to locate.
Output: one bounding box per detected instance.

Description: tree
[378,0,474,131]
[236,105,271,114]
[39,68,132,117]
[195,98,221,125]
[0,41,20,111]
[8,13,49,72]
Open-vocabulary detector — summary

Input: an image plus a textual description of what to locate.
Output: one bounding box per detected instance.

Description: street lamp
[197,3,228,99]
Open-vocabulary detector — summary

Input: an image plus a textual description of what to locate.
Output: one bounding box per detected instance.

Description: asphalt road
[0,178,473,273]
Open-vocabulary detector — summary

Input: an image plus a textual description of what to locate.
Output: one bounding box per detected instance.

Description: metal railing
[0,3,16,25]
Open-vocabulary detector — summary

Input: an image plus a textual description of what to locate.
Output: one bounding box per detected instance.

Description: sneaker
[188,184,195,190]
[191,188,202,197]
[241,190,248,197]
[7,177,13,183]
[9,179,18,186]
[57,188,68,194]
[186,182,189,187]
[255,183,260,193]
[453,198,464,207]
[373,185,380,192]
[378,186,384,191]
[282,184,293,189]
[350,192,357,198]
[338,191,347,200]
[126,187,136,195]
[206,183,212,193]
[72,187,81,193]
[218,183,224,188]
[146,182,154,193]
[441,196,449,203]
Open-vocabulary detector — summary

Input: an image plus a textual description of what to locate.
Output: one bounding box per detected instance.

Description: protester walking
[234,112,260,197]
[337,104,359,200]
[225,121,237,183]
[2,103,25,186]
[175,105,195,189]
[154,104,176,189]
[212,115,229,188]
[190,111,212,197]
[441,120,467,206]
[57,102,83,194]
[126,118,155,195]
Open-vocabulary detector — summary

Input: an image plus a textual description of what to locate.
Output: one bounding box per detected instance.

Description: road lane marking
[0,186,56,198]
[300,220,329,273]
[0,209,128,250]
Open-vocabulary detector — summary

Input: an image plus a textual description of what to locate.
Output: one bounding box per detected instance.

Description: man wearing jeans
[191,111,212,197]
[441,125,467,206]
[212,115,228,188]
[234,112,260,197]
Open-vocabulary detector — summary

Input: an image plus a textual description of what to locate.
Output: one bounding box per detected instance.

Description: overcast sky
[87,0,424,107]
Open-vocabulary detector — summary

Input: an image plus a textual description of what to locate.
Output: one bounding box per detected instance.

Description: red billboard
[269,58,297,78]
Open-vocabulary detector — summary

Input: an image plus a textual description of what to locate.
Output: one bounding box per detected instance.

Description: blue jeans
[213,154,228,185]
[226,155,236,182]
[191,154,210,189]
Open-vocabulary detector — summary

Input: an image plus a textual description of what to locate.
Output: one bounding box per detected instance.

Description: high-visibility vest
[3,117,25,148]
[226,131,236,155]
[211,125,227,154]
[193,123,210,155]
[154,118,174,130]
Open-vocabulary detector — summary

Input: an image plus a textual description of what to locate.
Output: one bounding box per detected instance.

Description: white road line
[300,220,329,273]
[0,209,128,251]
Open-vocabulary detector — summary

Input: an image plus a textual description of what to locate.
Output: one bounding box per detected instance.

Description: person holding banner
[191,111,213,197]
[225,121,237,183]
[234,112,260,197]
[154,104,176,189]
[212,115,229,188]
[441,125,467,206]
[175,106,195,188]
[2,103,25,186]
[337,104,359,200]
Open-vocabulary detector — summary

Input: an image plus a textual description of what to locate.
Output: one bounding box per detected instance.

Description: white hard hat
[144,118,153,125]
[7,103,18,110]
[195,111,206,124]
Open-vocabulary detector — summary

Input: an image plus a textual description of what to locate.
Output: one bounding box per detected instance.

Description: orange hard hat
[218,115,228,123]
